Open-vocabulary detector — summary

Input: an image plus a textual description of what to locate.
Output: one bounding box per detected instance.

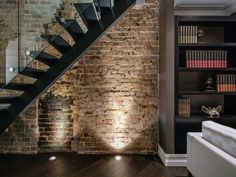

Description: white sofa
[187,121,236,177]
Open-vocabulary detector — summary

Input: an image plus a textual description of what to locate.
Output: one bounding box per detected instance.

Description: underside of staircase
[0,0,136,133]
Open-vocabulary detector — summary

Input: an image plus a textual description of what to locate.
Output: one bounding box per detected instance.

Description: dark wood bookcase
[175,15,236,153]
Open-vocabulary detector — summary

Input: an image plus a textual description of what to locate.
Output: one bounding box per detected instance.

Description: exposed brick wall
[0,0,159,154]
[39,93,73,152]
[0,103,38,154]
[39,0,159,153]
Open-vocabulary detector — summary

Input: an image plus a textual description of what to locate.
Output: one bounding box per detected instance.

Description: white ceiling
[174,0,236,16]
[175,0,234,8]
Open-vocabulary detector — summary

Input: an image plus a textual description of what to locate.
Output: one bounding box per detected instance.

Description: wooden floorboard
[0,153,187,177]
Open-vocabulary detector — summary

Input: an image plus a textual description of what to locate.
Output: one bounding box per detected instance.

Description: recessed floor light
[49,156,56,161]
[115,155,122,161]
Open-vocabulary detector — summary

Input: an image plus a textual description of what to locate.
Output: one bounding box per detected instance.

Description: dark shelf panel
[178,16,236,22]
[176,115,236,120]
[178,68,236,72]
[179,43,236,47]
[178,91,236,95]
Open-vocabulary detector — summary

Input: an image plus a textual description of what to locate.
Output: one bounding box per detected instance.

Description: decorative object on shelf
[197,27,204,38]
[197,27,224,43]
[204,76,216,92]
[201,105,222,118]
[178,99,190,118]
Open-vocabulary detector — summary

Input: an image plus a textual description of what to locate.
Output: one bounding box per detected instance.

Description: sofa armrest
[187,132,236,177]
[187,132,202,174]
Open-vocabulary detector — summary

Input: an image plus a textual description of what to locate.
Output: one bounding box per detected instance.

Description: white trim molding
[174,0,236,16]
[158,145,187,167]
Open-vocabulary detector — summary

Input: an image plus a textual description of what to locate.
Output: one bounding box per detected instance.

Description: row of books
[217,74,236,92]
[179,26,198,43]
[186,50,227,68]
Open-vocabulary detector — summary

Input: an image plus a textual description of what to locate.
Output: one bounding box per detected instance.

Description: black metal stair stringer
[0,0,136,133]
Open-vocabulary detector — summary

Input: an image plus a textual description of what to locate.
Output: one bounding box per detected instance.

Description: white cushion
[202,121,236,158]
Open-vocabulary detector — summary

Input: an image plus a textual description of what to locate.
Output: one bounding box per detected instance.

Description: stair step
[20,67,46,79]
[0,83,33,91]
[74,3,101,22]
[56,18,85,41]
[0,96,18,104]
[29,51,58,67]
[41,35,71,54]
[95,0,114,7]
[0,105,10,110]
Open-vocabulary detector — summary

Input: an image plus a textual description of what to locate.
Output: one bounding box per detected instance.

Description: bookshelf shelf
[179,43,236,48]
[178,91,236,95]
[176,115,236,120]
[178,68,236,72]
[175,16,236,154]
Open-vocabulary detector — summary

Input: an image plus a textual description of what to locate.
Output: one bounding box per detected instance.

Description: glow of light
[115,155,122,161]
[112,140,126,150]
[25,50,31,56]
[49,156,56,161]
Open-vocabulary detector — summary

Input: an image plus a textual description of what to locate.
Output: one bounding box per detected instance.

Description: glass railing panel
[19,0,100,73]
[18,0,64,72]
[0,0,19,87]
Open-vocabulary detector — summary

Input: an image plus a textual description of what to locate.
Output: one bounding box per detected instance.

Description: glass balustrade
[0,0,19,87]
[0,0,101,88]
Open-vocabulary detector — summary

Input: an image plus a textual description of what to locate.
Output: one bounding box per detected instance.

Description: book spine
[219,74,222,92]
[221,50,224,68]
[190,26,193,43]
[233,74,236,92]
[221,74,223,92]
[186,50,189,68]
[200,50,203,68]
[178,26,181,43]
[218,50,221,68]
[231,74,233,92]
[216,50,219,68]
[193,50,196,68]
[227,75,230,92]
[226,74,228,92]
[224,50,227,68]
[206,50,210,68]
[183,26,185,43]
[188,50,191,68]
[210,50,213,68]
[195,26,198,43]
[196,50,199,68]
[223,74,227,92]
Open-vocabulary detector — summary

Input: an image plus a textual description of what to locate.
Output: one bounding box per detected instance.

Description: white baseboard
[158,145,187,167]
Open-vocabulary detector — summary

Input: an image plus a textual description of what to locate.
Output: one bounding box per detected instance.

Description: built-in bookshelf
[175,16,236,153]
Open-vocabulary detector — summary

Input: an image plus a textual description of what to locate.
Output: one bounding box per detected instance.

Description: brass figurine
[201,105,222,118]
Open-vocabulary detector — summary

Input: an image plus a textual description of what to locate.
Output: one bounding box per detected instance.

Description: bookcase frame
[175,15,236,153]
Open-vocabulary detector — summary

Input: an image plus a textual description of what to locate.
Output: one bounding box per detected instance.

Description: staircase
[0,0,136,133]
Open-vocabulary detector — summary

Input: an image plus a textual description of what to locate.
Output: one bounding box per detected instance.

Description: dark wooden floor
[0,153,187,177]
